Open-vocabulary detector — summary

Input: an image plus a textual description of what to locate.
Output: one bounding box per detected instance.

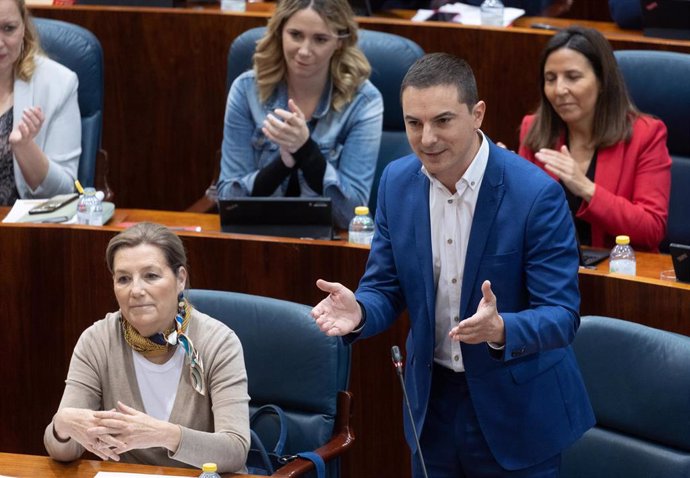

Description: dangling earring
[177,292,185,318]
[165,292,186,346]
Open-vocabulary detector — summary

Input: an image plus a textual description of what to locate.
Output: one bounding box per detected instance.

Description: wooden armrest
[272,391,355,477]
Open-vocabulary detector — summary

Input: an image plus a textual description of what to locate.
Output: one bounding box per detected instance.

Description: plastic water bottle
[199,462,221,478]
[76,187,102,225]
[609,235,636,276]
[348,206,375,245]
[220,0,245,12]
[480,0,504,26]
[91,196,104,226]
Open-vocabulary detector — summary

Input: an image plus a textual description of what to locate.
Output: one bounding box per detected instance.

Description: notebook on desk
[218,197,334,240]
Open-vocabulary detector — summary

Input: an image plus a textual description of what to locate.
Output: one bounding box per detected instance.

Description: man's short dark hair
[400,53,479,107]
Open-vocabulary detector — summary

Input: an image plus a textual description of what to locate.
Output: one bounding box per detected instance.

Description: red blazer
[519,114,671,251]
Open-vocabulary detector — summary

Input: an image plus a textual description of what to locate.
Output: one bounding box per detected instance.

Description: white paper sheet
[412,2,525,26]
[2,199,44,223]
[2,199,78,224]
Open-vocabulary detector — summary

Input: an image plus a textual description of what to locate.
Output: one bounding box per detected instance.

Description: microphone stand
[391,346,429,478]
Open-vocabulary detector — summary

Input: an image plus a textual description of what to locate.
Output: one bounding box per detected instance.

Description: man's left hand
[449,280,505,345]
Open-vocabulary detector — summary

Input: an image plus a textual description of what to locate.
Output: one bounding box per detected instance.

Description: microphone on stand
[391,345,429,478]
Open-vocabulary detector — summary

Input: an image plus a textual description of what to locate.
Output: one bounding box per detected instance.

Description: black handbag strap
[247,404,326,478]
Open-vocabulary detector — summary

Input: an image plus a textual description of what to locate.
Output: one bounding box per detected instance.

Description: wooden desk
[579,253,690,335]
[27,6,690,211]
[0,452,243,477]
[1,210,688,478]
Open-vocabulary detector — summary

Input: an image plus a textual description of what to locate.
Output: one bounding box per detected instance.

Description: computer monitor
[218,197,334,240]
[670,243,690,283]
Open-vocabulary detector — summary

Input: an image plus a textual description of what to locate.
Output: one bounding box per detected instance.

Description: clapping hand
[534,145,595,201]
[262,99,310,167]
[9,106,44,148]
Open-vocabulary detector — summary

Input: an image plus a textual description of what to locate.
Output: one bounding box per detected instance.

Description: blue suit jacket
[355,140,595,470]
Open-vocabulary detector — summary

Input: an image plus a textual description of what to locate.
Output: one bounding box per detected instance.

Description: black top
[0,107,18,206]
[252,119,326,197]
[563,150,597,247]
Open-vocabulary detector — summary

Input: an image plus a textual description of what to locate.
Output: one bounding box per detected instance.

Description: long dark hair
[523,26,637,151]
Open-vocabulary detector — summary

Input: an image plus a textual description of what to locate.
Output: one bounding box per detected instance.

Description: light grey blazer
[13,55,81,198]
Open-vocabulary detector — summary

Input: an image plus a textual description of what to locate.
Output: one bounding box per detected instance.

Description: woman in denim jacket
[217,0,383,229]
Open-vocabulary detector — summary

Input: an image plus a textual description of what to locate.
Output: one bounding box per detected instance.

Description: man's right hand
[311,279,362,337]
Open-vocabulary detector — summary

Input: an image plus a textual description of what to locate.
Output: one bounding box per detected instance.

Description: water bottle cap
[615,235,630,245]
[202,463,218,472]
[354,206,369,216]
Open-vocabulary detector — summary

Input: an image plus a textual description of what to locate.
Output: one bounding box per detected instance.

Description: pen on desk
[168,226,202,232]
[530,23,561,31]
[39,216,69,223]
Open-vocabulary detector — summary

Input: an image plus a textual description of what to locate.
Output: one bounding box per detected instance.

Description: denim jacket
[217,70,383,228]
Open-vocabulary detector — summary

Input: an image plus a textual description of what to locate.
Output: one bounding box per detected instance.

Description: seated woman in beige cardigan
[44,223,250,473]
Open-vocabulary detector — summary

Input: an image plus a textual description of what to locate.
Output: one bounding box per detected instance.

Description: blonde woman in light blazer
[0,0,80,204]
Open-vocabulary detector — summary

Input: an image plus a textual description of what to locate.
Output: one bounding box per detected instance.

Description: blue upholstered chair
[561,315,690,478]
[224,27,424,214]
[187,289,353,477]
[358,30,423,214]
[614,50,690,250]
[34,18,105,189]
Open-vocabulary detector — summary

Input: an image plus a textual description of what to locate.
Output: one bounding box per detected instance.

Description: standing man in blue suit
[311,53,594,477]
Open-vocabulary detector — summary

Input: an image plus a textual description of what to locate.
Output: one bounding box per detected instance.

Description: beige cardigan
[44,308,250,473]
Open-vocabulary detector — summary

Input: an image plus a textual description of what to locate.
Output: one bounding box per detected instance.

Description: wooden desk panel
[1,210,688,478]
[579,255,690,336]
[28,6,690,211]
[0,452,243,477]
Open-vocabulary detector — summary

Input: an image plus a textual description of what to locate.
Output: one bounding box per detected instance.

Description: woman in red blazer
[518,26,671,251]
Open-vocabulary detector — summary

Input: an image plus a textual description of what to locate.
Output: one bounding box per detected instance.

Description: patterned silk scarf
[121,298,206,395]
